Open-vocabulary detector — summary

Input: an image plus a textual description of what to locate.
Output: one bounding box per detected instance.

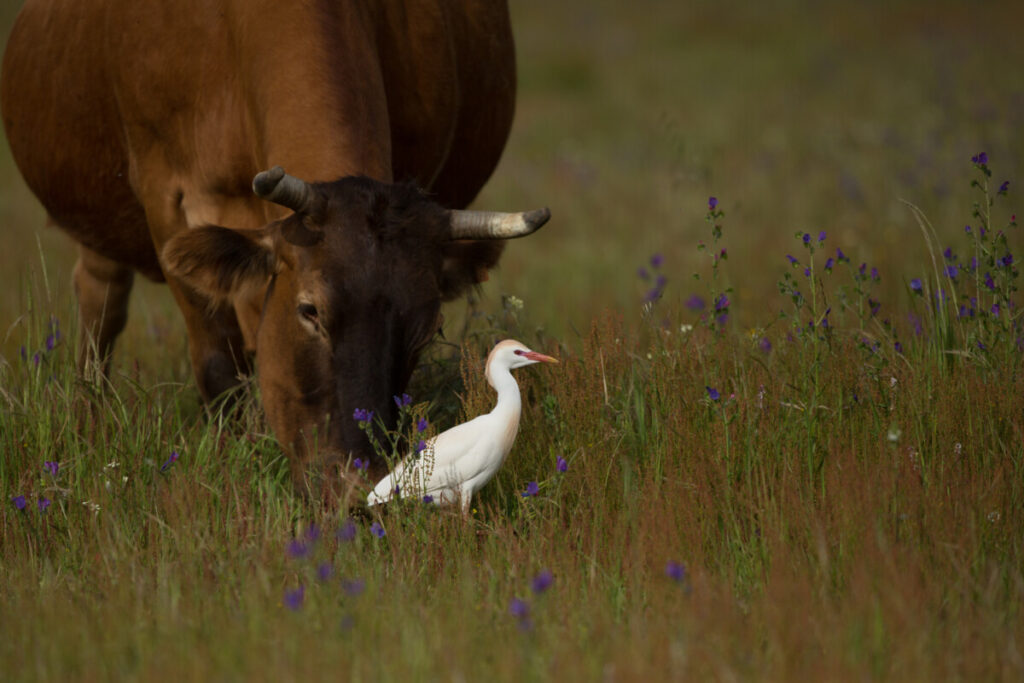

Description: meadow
[2,0,1023,680]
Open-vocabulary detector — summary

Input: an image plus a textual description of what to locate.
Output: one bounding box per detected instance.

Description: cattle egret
[366,339,558,514]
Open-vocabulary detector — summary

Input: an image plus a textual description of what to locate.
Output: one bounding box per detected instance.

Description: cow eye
[297,302,319,324]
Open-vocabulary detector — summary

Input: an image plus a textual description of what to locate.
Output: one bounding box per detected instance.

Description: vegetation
[2,0,1022,680]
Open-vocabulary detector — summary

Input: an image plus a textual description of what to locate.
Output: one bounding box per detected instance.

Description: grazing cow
[1,0,549,490]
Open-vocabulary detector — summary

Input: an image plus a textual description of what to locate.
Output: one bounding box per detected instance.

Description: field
[2,0,1023,680]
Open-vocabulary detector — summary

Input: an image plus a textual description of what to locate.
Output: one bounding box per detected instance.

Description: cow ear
[439,241,505,301]
[161,226,275,302]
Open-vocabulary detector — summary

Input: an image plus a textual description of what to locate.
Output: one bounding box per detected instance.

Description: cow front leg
[165,279,251,407]
[72,244,134,377]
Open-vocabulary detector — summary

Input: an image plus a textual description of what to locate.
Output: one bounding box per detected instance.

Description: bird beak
[524,351,559,364]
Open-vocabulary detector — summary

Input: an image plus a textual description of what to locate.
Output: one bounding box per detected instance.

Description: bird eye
[513,349,524,355]
[297,302,319,324]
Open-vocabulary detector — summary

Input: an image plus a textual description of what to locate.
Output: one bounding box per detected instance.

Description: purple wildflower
[858,263,867,277]
[965,225,972,234]
[531,570,554,594]
[1002,253,1014,267]
[43,461,59,477]
[758,337,772,353]
[894,341,904,354]
[943,247,954,260]
[714,293,729,311]
[37,497,51,512]
[416,417,428,433]
[910,278,922,293]
[353,408,374,423]
[305,524,321,542]
[802,233,811,245]
[991,303,1000,317]
[521,481,540,498]
[870,267,879,281]
[908,313,923,337]
[787,254,798,266]
[972,152,988,165]
[336,519,357,542]
[984,273,996,290]
[369,521,386,538]
[945,264,959,278]
[414,440,427,455]
[824,257,834,271]
[159,451,179,472]
[423,495,434,504]
[650,253,664,268]
[818,230,826,243]
[836,247,847,262]
[283,586,305,611]
[393,393,412,408]
[509,598,530,619]
[32,351,40,366]
[998,180,1009,194]
[12,495,27,511]
[665,561,687,583]
[45,334,56,352]
[708,196,718,210]
[556,456,568,473]
[804,267,811,278]
[341,578,366,597]
[685,294,706,311]
[317,563,333,582]
[353,458,368,471]
[706,386,720,401]
[286,539,310,559]
[637,266,650,280]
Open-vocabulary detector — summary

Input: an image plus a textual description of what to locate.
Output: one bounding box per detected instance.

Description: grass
[2,0,1024,680]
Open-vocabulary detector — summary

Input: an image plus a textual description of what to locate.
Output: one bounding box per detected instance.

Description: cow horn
[448,208,551,240]
[252,166,325,217]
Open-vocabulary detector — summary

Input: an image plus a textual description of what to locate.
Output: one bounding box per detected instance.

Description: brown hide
[1,0,527,491]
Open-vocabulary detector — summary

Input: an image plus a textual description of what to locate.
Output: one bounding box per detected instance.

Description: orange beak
[524,350,559,364]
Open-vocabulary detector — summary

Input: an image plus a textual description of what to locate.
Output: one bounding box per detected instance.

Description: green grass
[2,0,1024,680]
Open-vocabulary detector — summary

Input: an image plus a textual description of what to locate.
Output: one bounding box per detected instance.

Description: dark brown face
[256,178,450,475]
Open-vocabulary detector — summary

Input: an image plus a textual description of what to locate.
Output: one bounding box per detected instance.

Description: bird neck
[487,365,522,418]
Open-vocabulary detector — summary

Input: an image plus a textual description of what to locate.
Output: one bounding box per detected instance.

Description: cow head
[162,167,548,487]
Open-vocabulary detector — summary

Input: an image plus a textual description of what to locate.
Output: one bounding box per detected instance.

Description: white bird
[366,339,558,514]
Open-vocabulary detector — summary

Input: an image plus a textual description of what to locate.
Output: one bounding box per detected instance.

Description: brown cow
[1,0,548,491]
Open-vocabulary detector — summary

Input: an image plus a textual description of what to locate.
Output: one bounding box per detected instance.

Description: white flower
[105,460,120,470]
[953,442,962,455]
[887,427,901,442]
[679,324,693,334]
[987,511,1001,523]
[889,376,898,388]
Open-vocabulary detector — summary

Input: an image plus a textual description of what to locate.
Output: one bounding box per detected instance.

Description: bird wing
[366,413,508,504]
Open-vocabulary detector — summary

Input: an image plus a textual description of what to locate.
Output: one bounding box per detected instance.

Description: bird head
[486,339,559,379]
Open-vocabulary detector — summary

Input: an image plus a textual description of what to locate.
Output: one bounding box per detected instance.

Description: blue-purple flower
[835,247,847,262]
[353,408,374,423]
[12,495,27,511]
[984,272,996,290]
[998,180,1009,194]
[817,230,826,243]
[369,521,386,538]
[414,440,427,455]
[509,598,530,619]
[336,519,357,542]
[787,254,799,266]
[685,294,706,311]
[416,417,428,433]
[708,196,718,210]
[637,266,650,280]
[286,539,310,559]
[706,386,720,401]
[665,561,687,583]
[531,570,553,594]
[521,481,540,497]
[971,152,988,165]
[353,458,368,471]
[341,578,366,597]
[1001,253,1014,267]
[317,563,333,582]
[824,257,834,271]
[556,456,568,473]
[37,497,51,512]
[910,278,922,293]
[870,267,879,281]
[894,341,904,354]
[802,233,811,245]
[284,586,305,611]
[43,461,59,477]
[423,495,434,504]
[160,451,179,472]
[394,393,412,408]
[650,253,664,268]
[943,247,954,260]
[759,337,772,354]
[945,264,959,279]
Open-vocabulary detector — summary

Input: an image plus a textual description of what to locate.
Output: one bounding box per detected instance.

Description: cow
[1,0,549,494]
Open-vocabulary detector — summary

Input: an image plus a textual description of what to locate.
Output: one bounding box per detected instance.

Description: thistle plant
[692,196,733,333]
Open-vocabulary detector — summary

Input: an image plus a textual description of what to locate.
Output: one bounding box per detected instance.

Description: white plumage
[366,339,558,514]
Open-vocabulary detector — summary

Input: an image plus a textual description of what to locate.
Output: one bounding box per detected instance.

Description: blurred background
[1,0,1022,371]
